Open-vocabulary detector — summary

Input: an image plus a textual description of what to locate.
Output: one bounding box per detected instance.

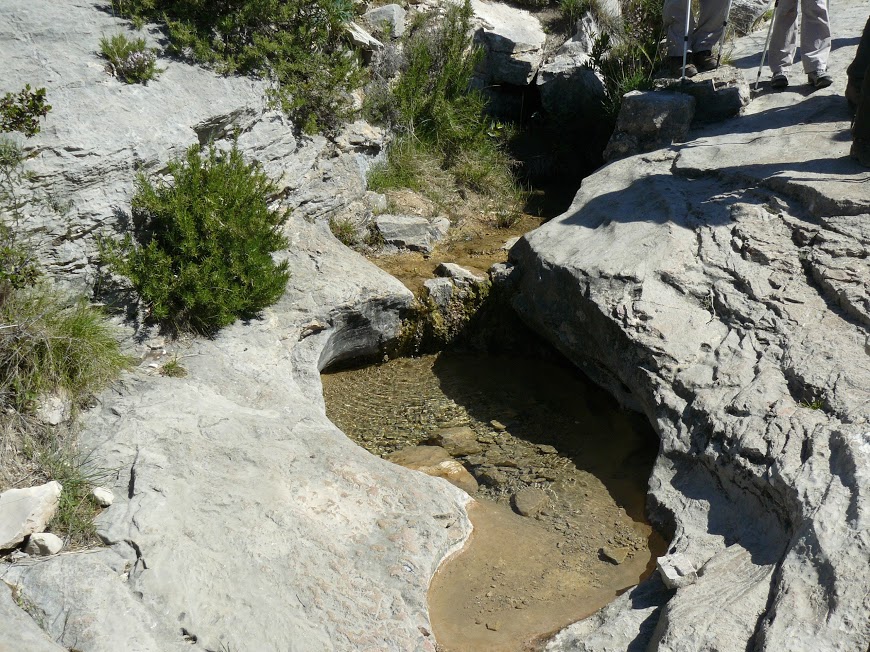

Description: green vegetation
[160,356,187,377]
[586,0,663,119]
[0,85,51,137]
[0,91,129,547]
[38,446,109,546]
[111,0,363,133]
[328,216,359,248]
[99,33,161,84]
[364,0,521,226]
[102,143,289,335]
[0,287,130,412]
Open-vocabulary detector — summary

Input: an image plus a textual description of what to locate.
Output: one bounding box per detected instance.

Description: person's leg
[692,0,730,53]
[768,0,798,76]
[846,16,870,110]
[664,0,696,57]
[798,0,831,76]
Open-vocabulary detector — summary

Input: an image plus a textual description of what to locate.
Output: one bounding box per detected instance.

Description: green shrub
[364,0,521,220]
[99,33,161,84]
[112,0,363,133]
[103,143,290,335]
[0,284,131,412]
[0,140,41,290]
[0,85,51,137]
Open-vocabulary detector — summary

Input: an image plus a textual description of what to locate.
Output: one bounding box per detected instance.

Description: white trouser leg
[798,0,830,73]
[692,0,730,52]
[664,0,696,56]
[768,0,798,74]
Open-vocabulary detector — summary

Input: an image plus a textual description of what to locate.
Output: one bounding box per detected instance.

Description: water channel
[321,350,667,651]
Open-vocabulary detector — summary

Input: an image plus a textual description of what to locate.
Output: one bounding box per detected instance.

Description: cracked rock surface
[514,2,870,650]
[1,1,470,650]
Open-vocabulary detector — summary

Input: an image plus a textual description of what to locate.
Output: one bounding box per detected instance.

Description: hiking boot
[808,70,833,89]
[845,80,861,113]
[667,56,697,78]
[693,50,717,72]
[851,138,870,167]
[771,72,789,89]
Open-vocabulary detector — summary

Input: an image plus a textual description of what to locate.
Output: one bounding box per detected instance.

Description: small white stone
[92,487,115,507]
[657,553,698,589]
[24,532,64,556]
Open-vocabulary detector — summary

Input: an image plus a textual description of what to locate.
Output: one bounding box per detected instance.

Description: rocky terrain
[510,2,870,649]
[1,0,868,650]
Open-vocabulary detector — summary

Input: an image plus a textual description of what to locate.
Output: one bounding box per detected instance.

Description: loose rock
[91,487,114,507]
[0,481,62,550]
[24,532,64,556]
[426,426,483,457]
[511,488,548,517]
[387,446,479,495]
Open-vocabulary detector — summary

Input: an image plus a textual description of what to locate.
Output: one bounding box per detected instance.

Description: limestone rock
[474,466,509,488]
[730,0,770,34]
[346,21,384,51]
[537,42,606,124]
[511,488,548,517]
[0,481,62,551]
[34,393,70,426]
[435,262,487,285]
[513,3,870,647]
[660,66,750,123]
[604,91,695,162]
[23,532,64,556]
[599,545,630,565]
[657,553,697,589]
[0,582,66,652]
[471,0,546,87]
[375,214,448,253]
[387,446,479,495]
[649,545,775,651]
[424,277,456,311]
[426,426,483,456]
[363,4,407,38]
[92,487,115,508]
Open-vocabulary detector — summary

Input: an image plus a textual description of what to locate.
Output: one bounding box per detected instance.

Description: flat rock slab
[375,214,449,253]
[387,446,479,495]
[0,581,66,652]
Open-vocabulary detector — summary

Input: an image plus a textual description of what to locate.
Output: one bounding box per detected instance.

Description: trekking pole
[716,0,735,68]
[681,0,692,81]
[754,0,780,91]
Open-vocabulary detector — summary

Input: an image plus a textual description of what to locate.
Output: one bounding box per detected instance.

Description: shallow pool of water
[321,351,667,651]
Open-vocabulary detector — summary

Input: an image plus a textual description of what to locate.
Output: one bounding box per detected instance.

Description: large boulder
[536,41,607,124]
[471,0,546,87]
[513,1,870,647]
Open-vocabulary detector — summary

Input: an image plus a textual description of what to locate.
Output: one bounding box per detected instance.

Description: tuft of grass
[0,285,132,413]
[328,217,360,248]
[38,445,110,548]
[160,357,187,377]
[99,33,161,84]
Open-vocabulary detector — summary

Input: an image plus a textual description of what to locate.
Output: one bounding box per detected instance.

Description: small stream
[322,351,667,651]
